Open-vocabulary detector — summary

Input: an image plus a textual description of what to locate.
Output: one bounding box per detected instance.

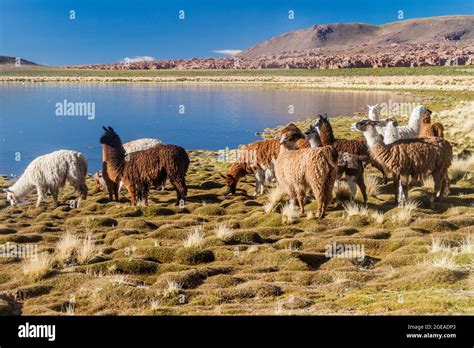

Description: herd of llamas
[3,104,454,220]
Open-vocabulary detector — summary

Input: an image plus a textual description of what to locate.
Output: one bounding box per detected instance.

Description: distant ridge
[0,56,39,66]
[240,15,474,57]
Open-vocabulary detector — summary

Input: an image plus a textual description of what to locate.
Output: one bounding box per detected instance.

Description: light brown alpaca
[222,138,309,196]
[275,124,338,218]
[355,119,452,205]
[419,109,445,138]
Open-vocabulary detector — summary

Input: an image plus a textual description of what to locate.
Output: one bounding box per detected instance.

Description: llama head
[337,152,351,167]
[279,123,305,145]
[100,126,123,148]
[354,118,378,132]
[367,104,380,120]
[422,109,432,124]
[220,173,237,195]
[304,124,322,147]
[3,188,18,206]
[385,117,399,127]
[313,114,330,133]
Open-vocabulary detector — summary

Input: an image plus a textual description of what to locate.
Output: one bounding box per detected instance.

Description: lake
[0,83,419,175]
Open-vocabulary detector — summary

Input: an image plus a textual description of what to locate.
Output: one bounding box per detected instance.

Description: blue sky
[0,0,472,66]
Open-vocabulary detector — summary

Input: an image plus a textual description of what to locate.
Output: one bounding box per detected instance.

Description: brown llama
[99,127,189,206]
[354,119,452,206]
[275,124,338,218]
[222,138,309,196]
[305,124,368,203]
[314,114,389,183]
[419,109,445,138]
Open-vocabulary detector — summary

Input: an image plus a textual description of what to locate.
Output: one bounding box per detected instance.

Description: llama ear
[102,126,108,132]
[374,104,378,108]
[107,126,115,133]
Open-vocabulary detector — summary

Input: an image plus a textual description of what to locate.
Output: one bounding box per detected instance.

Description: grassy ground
[0,108,472,315]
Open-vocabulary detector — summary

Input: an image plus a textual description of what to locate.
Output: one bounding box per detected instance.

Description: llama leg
[399,176,409,206]
[347,176,357,202]
[169,176,187,205]
[432,172,442,204]
[308,179,325,218]
[393,176,400,204]
[51,189,59,208]
[254,170,263,197]
[113,183,120,201]
[105,181,115,201]
[126,184,137,206]
[36,188,47,208]
[356,175,368,204]
[296,191,305,214]
[441,171,450,198]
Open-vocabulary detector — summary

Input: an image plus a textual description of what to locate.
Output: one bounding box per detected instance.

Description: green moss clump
[412,219,457,232]
[0,234,42,244]
[86,258,159,274]
[226,231,263,245]
[176,247,214,265]
[193,204,226,216]
[104,229,140,244]
[142,206,176,217]
[66,216,118,228]
[218,281,282,301]
[206,274,244,288]
[135,246,176,263]
[123,219,156,230]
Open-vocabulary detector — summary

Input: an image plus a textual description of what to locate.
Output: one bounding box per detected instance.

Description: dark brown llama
[99,127,189,206]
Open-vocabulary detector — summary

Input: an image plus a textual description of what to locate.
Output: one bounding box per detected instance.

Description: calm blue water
[0,83,418,176]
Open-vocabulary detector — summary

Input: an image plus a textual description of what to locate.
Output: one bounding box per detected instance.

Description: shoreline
[1,74,473,92]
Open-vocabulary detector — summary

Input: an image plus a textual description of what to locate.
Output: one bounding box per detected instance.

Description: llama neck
[363,127,383,148]
[307,134,321,148]
[279,142,298,154]
[319,123,336,145]
[408,107,422,133]
[229,163,248,180]
[10,174,35,198]
[104,144,127,176]
[368,110,379,121]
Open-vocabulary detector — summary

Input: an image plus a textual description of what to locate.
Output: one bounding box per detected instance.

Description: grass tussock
[263,186,284,214]
[182,227,205,248]
[391,201,420,225]
[22,253,53,280]
[369,210,384,225]
[365,176,382,197]
[333,181,351,201]
[77,232,97,264]
[214,224,234,240]
[281,202,298,224]
[342,202,369,217]
[449,156,474,182]
[56,231,81,262]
